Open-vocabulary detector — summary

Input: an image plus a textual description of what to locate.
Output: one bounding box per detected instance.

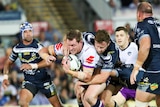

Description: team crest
[128,52,132,56]
[150,83,158,91]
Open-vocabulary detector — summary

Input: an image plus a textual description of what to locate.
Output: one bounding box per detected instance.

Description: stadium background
[0,0,159,106]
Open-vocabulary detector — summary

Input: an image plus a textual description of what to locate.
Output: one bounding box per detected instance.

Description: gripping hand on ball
[62,56,70,73]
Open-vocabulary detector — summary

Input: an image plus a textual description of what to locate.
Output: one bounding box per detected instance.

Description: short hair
[66,29,82,42]
[137,2,152,14]
[115,26,128,34]
[95,30,110,43]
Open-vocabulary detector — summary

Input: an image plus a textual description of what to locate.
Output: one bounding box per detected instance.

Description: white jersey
[54,41,100,68]
[54,42,64,56]
[76,39,100,68]
[119,42,138,65]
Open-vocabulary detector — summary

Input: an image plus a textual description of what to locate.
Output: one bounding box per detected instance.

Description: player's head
[115,26,129,49]
[66,29,83,54]
[137,2,152,22]
[94,30,110,54]
[20,22,33,40]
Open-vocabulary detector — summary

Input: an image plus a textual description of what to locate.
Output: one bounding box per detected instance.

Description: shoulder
[128,42,138,51]
[130,42,138,48]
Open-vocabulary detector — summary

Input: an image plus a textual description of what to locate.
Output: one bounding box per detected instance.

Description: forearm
[68,70,91,82]
[87,73,109,85]
[39,47,50,60]
[33,60,50,69]
[3,59,12,76]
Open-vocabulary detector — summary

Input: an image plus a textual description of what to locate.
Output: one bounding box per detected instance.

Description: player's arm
[20,60,50,70]
[62,60,94,82]
[3,58,14,89]
[87,71,111,85]
[135,36,150,67]
[39,45,56,63]
[72,66,94,82]
[130,36,150,84]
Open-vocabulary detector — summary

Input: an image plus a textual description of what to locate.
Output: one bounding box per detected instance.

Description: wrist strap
[4,74,8,80]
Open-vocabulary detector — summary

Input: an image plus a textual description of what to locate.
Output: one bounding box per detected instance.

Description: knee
[19,99,29,106]
[84,93,95,105]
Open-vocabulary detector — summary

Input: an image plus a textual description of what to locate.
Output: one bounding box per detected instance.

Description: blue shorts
[137,72,160,94]
[22,81,57,98]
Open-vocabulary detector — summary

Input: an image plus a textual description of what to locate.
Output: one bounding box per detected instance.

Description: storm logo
[86,56,94,64]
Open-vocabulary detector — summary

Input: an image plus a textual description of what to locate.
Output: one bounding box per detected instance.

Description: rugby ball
[68,54,81,71]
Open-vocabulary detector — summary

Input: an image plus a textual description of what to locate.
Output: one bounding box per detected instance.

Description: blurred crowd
[0,0,18,12]
[107,0,160,11]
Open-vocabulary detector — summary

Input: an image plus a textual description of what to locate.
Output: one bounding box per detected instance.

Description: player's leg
[135,89,155,107]
[42,82,63,107]
[155,94,160,107]
[74,81,85,107]
[19,81,37,107]
[84,83,106,107]
[111,87,136,107]
[111,92,126,107]
[19,89,33,107]
[102,84,116,107]
[81,90,91,107]
[48,95,63,107]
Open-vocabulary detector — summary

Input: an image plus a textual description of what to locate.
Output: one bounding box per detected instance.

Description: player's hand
[2,79,9,89]
[20,64,32,70]
[130,68,139,85]
[46,55,56,64]
[62,57,70,73]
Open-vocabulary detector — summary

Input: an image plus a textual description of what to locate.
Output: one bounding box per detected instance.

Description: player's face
[23,30,33,42]
[94,41,109,54]
[115,30,129,49]
[67,38,82,54]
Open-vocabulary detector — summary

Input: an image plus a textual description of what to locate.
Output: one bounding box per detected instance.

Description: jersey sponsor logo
[55,43,63,50]
[150,83,158,91]
[153,44,160,48]
[24,52,30,55]
[86,56,94,64]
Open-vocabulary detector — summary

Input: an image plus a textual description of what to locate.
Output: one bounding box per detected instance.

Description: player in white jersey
[107,26,144,107]
[39,29,105,107]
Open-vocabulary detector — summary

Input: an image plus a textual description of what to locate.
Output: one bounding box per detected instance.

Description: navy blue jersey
[9,39,50,83]
[100,40,119,71]
[134,17,160,72]
[83,32,119,71]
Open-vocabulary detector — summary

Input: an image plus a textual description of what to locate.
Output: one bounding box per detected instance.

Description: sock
[92,99,104,107]
[114,101,119,107]
[78,102,84,107]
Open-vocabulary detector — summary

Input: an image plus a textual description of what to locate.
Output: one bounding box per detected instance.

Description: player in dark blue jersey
[2,22,63,107]
[130,2,160,107]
